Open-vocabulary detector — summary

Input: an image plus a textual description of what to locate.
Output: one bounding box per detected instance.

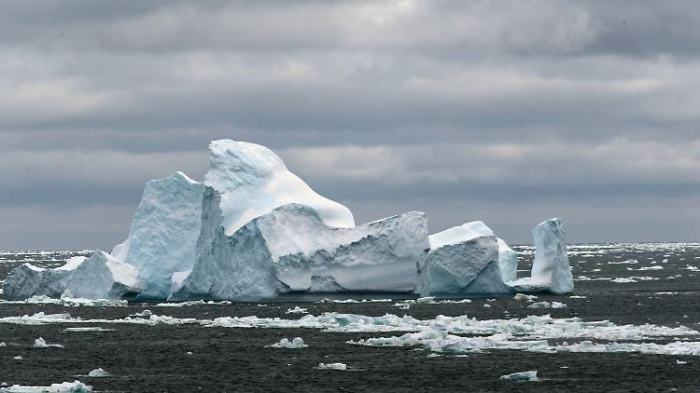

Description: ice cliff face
[509,218,574,294]
[204,140,355,235]
[111,172,205,299]
[65,251,142,300]
[426,222,515,296]
[530,218,574,294]
[173,189,429,301]
[426,221,518,295]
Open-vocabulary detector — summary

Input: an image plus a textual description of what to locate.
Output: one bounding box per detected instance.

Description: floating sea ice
[0,380,92,392]
[677,360,688,365]
[64,327,113,333]
[33,337,63,348]
[527,301,566,309]
[268,338,308,349]
[499,371,539,382]
[286,307,308,315]
[87,368,109,377]
[317,362,348,371]
[513,293,537,301]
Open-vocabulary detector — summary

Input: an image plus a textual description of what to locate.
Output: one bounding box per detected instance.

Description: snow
[317,362,347,371]
[0,381,92,392]
[110,172,205,299]
[65,251,142,300]
[268,337,308,348]
[87,368,109,377]
[509,218,574,295]
[427,235,513,296]
[428,221,493,249]
[500,371,539,382]
[204,140,355,235]
[174,201,429,301]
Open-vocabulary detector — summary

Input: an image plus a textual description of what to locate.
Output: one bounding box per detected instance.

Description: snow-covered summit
[204,140,355,235]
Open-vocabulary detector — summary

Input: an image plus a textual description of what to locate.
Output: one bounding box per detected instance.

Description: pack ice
[2,139,572,301]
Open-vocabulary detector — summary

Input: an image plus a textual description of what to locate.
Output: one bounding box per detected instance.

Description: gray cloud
[1,0,699,250]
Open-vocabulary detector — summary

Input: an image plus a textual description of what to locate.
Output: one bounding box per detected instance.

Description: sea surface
[0,243,699,392]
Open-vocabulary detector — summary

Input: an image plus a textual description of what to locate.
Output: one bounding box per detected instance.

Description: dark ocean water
[0,243,698,392]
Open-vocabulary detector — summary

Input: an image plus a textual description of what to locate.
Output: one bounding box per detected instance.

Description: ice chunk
[497,239,518,283]
[286,306,308,314]
[0,381,92,392]
[204,140,354,235]
[427,235,513,296]
[268,337,308,348]
[500,371,539,382]
[3,257,85,301]
[509,218,574,295]
[317,362,348,371]
[173,196,429,301]
[111,172,205,299]
[428,221,518,284]
[87,368,109,377]
[33,337,63,348]
[64,251,142,300]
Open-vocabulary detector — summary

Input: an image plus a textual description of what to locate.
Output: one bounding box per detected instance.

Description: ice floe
[0,381,92,392]
[500,370,539,382]
[268,337,308,349]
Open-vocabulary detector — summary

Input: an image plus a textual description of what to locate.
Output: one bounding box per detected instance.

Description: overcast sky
[2,0,700,250]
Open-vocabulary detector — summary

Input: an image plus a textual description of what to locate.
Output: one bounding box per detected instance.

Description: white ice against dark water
[0,381,92,392]
[499,371,539,382]
[2,140,574,301]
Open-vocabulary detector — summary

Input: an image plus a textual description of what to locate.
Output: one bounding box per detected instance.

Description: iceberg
[64,251,142,300]
[2,139,571,302]
[111,172,205,299]
[109,140,355,300]
[509,218,574,295]
[425,222,515,296]
[172,189,429,301]
[2,256,85,301]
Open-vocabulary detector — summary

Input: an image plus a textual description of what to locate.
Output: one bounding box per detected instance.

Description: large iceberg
[426,222,515,296]
[110,140,355,299]
[509,218,574,294]
[111,172,205,299]
[3,139,572,302]
[172,187,429,301]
